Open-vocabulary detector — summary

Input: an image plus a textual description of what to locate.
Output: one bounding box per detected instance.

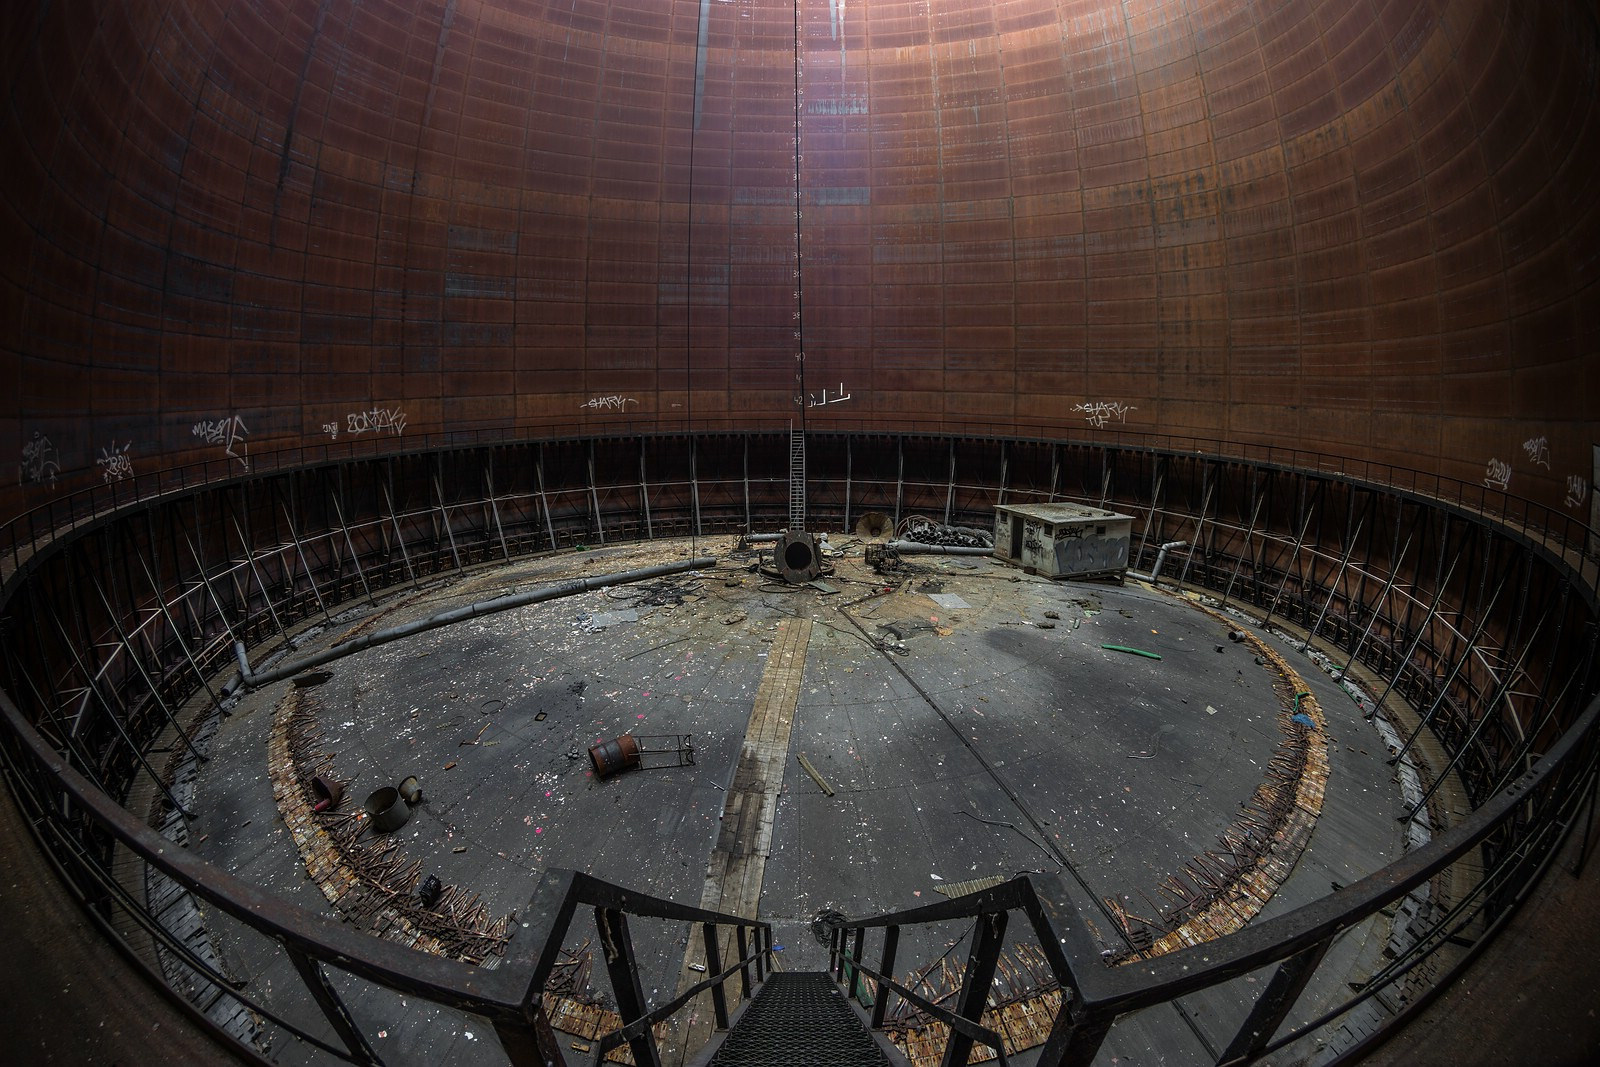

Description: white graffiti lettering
[1566,475,1589,510]
[192,415,250,471]
[345,407,407,436]
[1483,457,1512,492]
[807,383,852,407]
[1073,401,1136,428]
[321,422,340,439]
[580,395,638,412]
[96,441,134,484]
[1522,436,1551,469]
[20,431,61,487]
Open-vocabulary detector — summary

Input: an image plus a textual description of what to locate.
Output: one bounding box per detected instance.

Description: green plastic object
[1101,643,1162,660]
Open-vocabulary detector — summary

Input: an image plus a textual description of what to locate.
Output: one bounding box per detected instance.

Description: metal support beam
[278,495,332,620]
[871,925,899,1030]
[329,479,377,605]
[536,445,558,550]
[596,907,661,1067]
[1308,493,1370,646]
[1392,571,1512,762]
[702,922,730,1030]
[1405,605,1555,820]
[588,442,606,546]
[1217,937,1331,1065]
[944,439,957,526]
[432,463,464,570]
[485,462,511,561]
[691,436,702,537]
[1221,472,1264,609]
[1261,476,1316,629]
[941,911,1008,1067]
[894,437,905,529]
[286,946,383,1065]
[379,474,418,587]
[843,436,853,533]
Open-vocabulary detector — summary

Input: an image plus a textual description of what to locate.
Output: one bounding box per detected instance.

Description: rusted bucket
[589,734,641,778]
[310,775,343,811]
[363,786,410,832]
[397,775,422,805]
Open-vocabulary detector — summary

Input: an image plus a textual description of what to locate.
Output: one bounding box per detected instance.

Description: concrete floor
[3,536,1594,1065]
[180,536,1408,1063]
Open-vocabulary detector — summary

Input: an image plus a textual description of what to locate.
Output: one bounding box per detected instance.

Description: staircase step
[708,971,890,1066]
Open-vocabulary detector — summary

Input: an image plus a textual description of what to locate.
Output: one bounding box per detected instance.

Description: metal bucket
[397,775,422,805]
[588,734,641,778]
[363,786,411,832]
[310,775,343,811]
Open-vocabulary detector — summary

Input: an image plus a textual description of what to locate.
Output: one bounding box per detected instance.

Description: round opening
[784,539,814,572]
[363,786,399,815]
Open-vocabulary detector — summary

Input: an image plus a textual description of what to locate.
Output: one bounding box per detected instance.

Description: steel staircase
[702,971,893,1066]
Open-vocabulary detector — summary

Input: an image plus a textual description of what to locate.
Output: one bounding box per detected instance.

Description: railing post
[871,925,900,1029]
[284,945,383,1065]
[493,1004,569,1067]
[596,907,663,1067]
[735,925,751,1001]
[941,910,1008,1067]
[1036,1000,1116,1067]
[1217,937,1331,1064]
[831,927,845,979]
[848,926,865,1001]
[703,922,731,1030]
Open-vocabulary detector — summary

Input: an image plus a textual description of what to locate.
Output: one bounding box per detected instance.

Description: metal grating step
[707,971,890,1067]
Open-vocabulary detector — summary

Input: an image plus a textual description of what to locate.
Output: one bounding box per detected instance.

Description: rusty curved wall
[3,0,1597,517]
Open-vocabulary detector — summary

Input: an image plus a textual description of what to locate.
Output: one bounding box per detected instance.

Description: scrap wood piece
[796,752,835,796]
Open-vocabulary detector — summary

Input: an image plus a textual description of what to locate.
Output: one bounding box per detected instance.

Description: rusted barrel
[589,734,641,778]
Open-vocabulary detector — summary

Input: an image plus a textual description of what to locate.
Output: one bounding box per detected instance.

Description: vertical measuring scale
[790,0,807,530]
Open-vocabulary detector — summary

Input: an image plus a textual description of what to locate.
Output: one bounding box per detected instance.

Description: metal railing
[6,426,1595,593]
[0,688,770,1066]
[821,693,1600,1066]
[0,429,1596,1065]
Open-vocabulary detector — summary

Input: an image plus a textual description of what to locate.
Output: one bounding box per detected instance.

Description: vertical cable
[792,0,807,435]
[686,0,705,556]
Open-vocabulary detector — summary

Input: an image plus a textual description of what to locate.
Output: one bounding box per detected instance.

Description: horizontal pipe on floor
[884,540,994,555]
[1129,540,1189,583]
[234,557,718,689]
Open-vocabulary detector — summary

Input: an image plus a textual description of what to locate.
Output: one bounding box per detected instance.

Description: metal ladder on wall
[788,423,805,531]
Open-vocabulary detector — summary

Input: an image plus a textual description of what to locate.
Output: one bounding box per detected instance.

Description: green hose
[1102,644,1162,660]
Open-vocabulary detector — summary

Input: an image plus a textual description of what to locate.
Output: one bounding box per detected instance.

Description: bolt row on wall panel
[1,0,1597,520]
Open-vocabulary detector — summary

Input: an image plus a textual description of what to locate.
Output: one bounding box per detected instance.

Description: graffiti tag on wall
[343,407,407,437]
[20,431,60,487]
[1566,475,1589,510]
[96,441,133,483]
[1522,436,1551,468]
[1483,457,1511,492]
[1073,401,1136,428]
[193,415,250,472]
[580,396,638,412]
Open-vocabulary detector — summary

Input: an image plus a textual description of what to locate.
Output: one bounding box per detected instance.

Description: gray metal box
[993,502,1133,580]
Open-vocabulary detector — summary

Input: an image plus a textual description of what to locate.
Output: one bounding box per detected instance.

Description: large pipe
[885,540,994,556]
[234,556,718,689]
[1129,540,1188,583]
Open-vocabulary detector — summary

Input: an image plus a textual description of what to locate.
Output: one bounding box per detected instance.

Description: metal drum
[588,734,641,778]
[362,786,411,832]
